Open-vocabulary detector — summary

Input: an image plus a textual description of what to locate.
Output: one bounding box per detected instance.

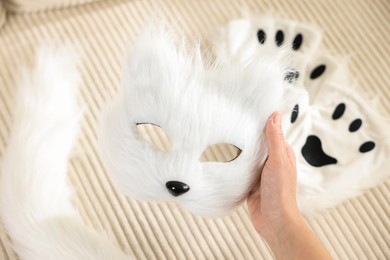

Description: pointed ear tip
[134,23,180,50]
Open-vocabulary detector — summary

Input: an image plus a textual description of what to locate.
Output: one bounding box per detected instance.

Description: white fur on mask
[100,26,287,217]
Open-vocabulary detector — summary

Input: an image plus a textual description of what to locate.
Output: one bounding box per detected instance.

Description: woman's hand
[247,112,300,238]
[247,112,332,259]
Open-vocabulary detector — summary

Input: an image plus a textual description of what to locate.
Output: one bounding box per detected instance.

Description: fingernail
[272,112,281,126]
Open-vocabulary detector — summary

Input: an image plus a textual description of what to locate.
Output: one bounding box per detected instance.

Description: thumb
[266,112,287,158]
[285,142,297,168]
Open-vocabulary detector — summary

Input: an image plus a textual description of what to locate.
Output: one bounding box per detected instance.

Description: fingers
[266,112,287,158]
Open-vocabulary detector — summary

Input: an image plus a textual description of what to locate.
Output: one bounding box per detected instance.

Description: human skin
[247,112,332,260]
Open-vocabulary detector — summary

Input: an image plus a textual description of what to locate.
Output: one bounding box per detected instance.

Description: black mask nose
[165,181,190,197]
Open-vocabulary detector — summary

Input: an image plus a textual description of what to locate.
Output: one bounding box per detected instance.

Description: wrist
[260,208,306,253]
[260,209,331,260]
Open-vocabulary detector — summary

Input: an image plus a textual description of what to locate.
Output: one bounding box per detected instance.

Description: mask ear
[214,51,287,121]
[122,25,199,94]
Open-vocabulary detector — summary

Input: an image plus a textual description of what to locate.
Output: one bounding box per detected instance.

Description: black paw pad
[330,103,375,153]
[349,119,362,132]
[299,103,376,167]
[284,70,300,83]
[292,33,303,50]
[291,104,299,123]
[257,29,266,44]
[275,30,284,46]
[310,64,326,80]
[256,29,303,51]
[332,103,346,120]
[359,141,375,153]
[301,135,338,167]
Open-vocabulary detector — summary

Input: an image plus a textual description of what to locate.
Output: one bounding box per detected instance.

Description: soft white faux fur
[99,26,287,217]
[0,26,286,258]
[0,47,129,259]
[2,17,388,259]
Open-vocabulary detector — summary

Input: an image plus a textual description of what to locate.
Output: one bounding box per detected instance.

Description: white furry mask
[100,26,286,217]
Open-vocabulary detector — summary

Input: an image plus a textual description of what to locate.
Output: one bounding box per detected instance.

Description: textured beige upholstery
[3,0,99,13]
[0,1,6,28]
[0,0,389,259]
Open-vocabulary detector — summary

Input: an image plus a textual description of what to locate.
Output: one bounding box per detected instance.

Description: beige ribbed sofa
[0,0,389,259]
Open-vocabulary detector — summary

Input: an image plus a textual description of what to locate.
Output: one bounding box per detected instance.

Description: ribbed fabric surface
[3,0,99,13]
[0,0,389,259]
[0,2,5,28]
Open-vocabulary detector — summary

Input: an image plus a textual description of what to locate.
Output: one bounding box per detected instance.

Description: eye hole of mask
[135,123,172,153]
[200,143,242,163]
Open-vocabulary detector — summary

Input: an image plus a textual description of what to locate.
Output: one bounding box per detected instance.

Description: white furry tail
[0,47,129,260]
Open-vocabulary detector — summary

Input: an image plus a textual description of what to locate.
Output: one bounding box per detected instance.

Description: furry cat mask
[100,26,286,217]
[101,18,390,218]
